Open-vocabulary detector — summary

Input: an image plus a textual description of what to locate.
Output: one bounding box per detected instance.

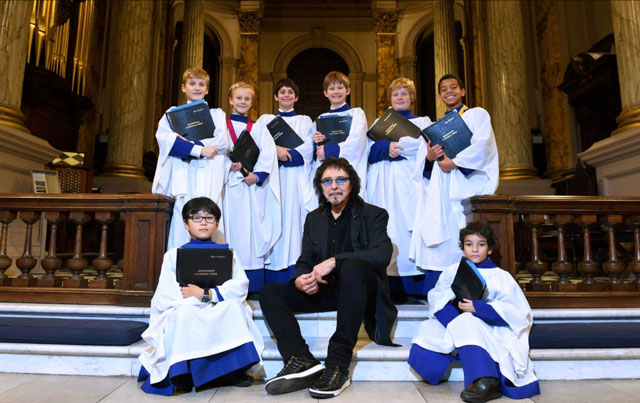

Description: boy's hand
[200,146,217,159]
[316,145,325,161]
[276,146,292,162]
[230,162,242,172]
[243,172,258,185]
[458,298,476,313]
[295,272,318,295]
[313,131,326,144]
[389,142,404,159]
[426,140,444,162]
[437,154,457,173]
[312,257,336,285]
[182,284,204,299]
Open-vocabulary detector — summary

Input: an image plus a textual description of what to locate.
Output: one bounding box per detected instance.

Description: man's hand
[276,146,292,162]
[389,142,404,159]
[295,273,319,295]
[312,257,336,285]
[458,298,476,313]
[244,172,258,185]
[200,146,217,159]
[437,154,457,173]
[230,161,243,172]
[182,284,204,299]
[313,131,326,145]
[426,140,444,162]
[316,145,326,161]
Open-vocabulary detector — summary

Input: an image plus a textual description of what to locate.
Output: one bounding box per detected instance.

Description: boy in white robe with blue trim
[152,67,228,250]
[256,78,314,283]
[304,71,368,211]
[138,197,264,395]
[409,74,499,282]
[223,82,281,292]
[365,78,433,298]
[409,222,540,402]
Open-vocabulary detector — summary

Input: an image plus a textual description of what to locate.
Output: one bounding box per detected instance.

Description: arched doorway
[286,48,349,120]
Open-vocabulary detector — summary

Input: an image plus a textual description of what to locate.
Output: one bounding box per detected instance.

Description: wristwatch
[201,288,211,303]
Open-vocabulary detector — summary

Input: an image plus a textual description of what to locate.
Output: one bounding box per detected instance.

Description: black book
[421,112,472,159]
[316,114,352,145]
[451,257,487,304]
[229,130,260,176]
[267,116,305,149]
[176,248,233,288]
[367,108,421,142]
[165,100,216,142]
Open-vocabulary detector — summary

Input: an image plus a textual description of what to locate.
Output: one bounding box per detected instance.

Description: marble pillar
[0,1,31,132]
[237,10,262,121]
[373,10,398,118]
[178,0,204,106]
[433,0,458,119]
[486,0,538,180]
[534,0,573,180]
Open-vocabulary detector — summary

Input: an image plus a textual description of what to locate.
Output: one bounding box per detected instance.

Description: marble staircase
[1,302,640,381]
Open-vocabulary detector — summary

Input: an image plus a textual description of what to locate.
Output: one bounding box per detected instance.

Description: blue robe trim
[282,149,304,167]
[230,114,249,124]
[180,240,228,249]
[445,104,467,115]
[138,341,260,395]
[254,171,268,187]
[245,265,295,292]
[435,303,460,327]
[396,109,418,119]
[169,137,195,159]
[473,300,508,327]
[368,140,404,164]
[324,143,340,158]
[408,344,453,385]
[277,110,296,117]
[330,103,351,113]
[423,159,434,179]
[388,270,441,298]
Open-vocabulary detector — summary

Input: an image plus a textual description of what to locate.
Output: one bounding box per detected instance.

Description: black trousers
[259,258,377,369]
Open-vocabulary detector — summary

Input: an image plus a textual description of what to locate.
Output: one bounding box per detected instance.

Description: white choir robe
[152,107,228,250]
[365,115,432,277]
[223,119,282,272]
[304,107,368,211]
[138,247,264,386]
[411,262,538,389]
[256,113,315,271]
[409,107,499,272]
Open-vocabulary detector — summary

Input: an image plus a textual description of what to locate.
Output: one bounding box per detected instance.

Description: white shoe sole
[309,378,351,398]
[265,364,324,395]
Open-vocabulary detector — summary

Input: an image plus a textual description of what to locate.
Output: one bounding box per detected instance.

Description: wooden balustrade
[464,195,640,308]
[0,193,173,306]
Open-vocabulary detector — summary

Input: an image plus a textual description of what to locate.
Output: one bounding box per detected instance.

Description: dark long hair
[313,157,361,206]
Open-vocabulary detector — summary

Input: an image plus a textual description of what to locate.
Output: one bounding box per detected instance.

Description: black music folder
[367,108,421,142]
[176,248,233,288]
[421,112,472,159]
[267,116,304,149]
[165,100,216,142]
[316,114,352,145]
[451,257,487,304]
[229,130,260,175]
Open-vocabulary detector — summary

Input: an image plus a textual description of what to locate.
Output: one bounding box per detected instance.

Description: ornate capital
[373,10,399,34]
[238,11,263,33]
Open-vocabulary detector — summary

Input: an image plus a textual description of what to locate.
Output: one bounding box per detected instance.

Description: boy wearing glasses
[138,197,264,395]
[259,158,396,399]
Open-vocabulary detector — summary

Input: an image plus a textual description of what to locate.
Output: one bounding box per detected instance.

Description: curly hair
[459,221,496,250]
[313,157,360,205]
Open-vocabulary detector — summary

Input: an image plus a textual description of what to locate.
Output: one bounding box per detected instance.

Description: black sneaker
[265,354,324,395]
[309,366,351,399]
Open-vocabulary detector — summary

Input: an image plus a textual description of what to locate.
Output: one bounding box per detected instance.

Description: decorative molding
[238,10,263,33]
[372,10,398,34]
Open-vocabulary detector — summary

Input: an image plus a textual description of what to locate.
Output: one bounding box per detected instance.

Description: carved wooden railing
[464,195,640,308]
[0,194,173,306]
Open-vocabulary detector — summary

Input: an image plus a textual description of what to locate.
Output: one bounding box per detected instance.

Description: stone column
[373,10,399,118]
[534,0,573,180]
[0,1,31,132]
[433,0,459,119]
[98,0,154,192]
[178,0,204,106]
[611,0,640,135]
[486,0,538,181]
[237,10,262,121]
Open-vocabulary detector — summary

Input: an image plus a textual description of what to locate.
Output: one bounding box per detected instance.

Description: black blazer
[293,196,398,346]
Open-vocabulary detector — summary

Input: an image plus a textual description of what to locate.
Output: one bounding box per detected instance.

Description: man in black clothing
[259,157,397,399]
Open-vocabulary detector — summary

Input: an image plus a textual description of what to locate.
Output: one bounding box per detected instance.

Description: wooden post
[552,215,575,291]
[627,215,640,291]
[90,211,115,289]
[62,211,90,288]
[37,211,65,287]
[524,215,548,291]
[601,215,628,290]
[12,211,40,287]
[0,211,16,285]
[576,215,602,291]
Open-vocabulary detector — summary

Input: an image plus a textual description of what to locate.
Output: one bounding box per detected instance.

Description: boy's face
[183,209,219,241]
[324,82,350,107]
[274,86,298,111]
[182,78,209,102]
[463,233,492,265]
[438,78,465,110]
[390,87,412,111]
[229,88,253,116]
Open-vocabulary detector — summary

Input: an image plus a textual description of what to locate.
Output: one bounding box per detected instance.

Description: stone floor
[0,374,639,403]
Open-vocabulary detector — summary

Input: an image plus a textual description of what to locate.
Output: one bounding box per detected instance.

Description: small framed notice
[32,170,61,194]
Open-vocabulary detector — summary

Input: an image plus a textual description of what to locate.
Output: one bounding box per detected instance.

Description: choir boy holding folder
[138,197,264,395]
[222,82,281,292]
[152,67,228,250]
[255,79,315,284]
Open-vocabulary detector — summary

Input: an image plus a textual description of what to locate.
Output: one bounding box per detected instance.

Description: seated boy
[409,222,540,403]
[152,67,228,250]
[138,197,264,395]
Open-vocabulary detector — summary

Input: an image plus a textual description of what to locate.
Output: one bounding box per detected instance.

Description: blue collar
[476,257,497,268]
[396,109,418,119]
[230,114,249,124]
[277,110,296,117]
[445,104,466,115]
[181,238,230,249]
[330,103,351,113]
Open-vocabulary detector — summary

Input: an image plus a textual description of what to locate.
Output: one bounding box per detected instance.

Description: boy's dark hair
[182,197,221,222]
[313,157,360,205]
[274,78,299,97]
[459,221,496,250]
[438,74,465,93]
